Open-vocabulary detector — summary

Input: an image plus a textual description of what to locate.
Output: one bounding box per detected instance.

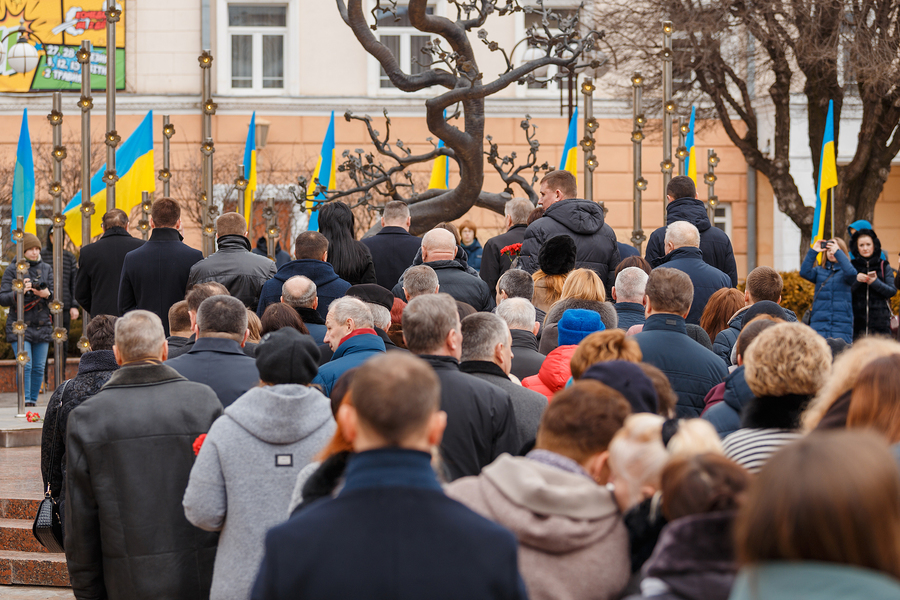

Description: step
[0,549,69,586]
[0,519,49,554]
[0,429,42,449]
[0,499,40,521]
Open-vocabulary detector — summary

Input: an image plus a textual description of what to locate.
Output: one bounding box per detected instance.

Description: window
[713,203,732,239]
[520,10,577,92]
[227,5,286,90]
[376,6,434,89]
[672,37,694,92]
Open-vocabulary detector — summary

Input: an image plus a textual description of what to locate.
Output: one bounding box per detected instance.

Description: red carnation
[500,243,522,258]
[192,434,207,456]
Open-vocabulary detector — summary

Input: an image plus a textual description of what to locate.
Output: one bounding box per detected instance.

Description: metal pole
[204,136,217,254]
[631,73,647,253]
[104,4,120,211]
[747,164,757,272]
[13,217,26,416]
[265,197,279,261]
[662,21,675,222]
[49,92,67,389]
[676,116,687,176]
[199,50,214,256]
[140,191,151,240]
[707,149,719,223]
[160,115,174,197]
[77,41,93,249]
[580,77,597,205]
[236,164,248,218]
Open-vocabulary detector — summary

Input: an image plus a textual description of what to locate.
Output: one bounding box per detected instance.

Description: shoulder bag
[32,379,70,553]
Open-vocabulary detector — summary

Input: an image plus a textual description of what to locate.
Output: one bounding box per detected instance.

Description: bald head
[665,221,701,251]
[281,275,317,309]
[421,228,458,263]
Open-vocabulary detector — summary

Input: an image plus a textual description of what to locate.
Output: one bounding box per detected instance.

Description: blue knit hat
[557,309,605,347]
[582,361,658,414]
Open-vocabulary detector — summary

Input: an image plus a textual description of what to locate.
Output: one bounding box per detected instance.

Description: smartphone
[868,271,877,278]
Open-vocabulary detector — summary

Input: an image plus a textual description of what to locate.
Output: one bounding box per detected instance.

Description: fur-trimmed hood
[740,393,811,430]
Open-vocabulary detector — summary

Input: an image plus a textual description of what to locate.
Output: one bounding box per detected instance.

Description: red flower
[500,243,522,257]
[25,411,41,423]
[192,434,207,456]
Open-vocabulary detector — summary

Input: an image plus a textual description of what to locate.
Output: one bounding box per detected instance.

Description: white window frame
[712,202,732,239]
[216,0,300,96]
[367,1,445,96]
[514,5,580,99]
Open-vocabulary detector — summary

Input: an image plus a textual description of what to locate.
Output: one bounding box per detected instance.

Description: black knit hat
[346,284,394,311]
[256,327,320,385]
[539,235,577,275]
[582,360,658,414]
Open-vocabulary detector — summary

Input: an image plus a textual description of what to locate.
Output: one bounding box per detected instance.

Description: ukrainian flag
[685,106,697,185]
[306,111,336,232]
[64,111,155,247]
[11,109,36,235]
[812,99,838,256]
[560,108,578,184]
[428,139,449,189]
[242,112,257,220]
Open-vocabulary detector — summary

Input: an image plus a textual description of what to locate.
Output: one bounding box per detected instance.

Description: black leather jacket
[187,235,277,311]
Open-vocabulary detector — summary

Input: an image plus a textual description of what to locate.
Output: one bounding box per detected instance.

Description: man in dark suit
[361,200,422,290]
[251,352,528,600]
[479,197,533,294]
[166,295,258,408]
[118,198,203,335]
[75,209,144,317]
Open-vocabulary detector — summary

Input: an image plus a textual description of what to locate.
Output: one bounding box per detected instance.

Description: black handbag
[32,379,70,553]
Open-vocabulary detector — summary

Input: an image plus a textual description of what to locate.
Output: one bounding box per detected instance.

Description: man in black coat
[118,198,203,335]
[403,294,520,480]
[496,298,545,380]
[251,352,527,600]
[65,310,222,600]
[166,295,259,408]
[361,200,422,290]
[75,209,144,317]
[479,198,533,294]
[392,228,495,312]
[645,175,739,286]
[518,170,620,294]
[187,212,276,312]
[654,221,731,325]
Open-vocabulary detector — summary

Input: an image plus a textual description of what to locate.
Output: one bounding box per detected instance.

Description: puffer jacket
[712,305,799,366]
[847,219,888,260]
[702,366,755,439]
[461,239,483,272]
[0,259,54,343]
[518,199,620,293]
[523,345,577,401]
[188,235,277,311]
[849,229,895,339]
[645,198,739,286]
[799,247,856,343]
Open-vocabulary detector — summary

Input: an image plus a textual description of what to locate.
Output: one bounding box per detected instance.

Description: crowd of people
[30,170,900,600]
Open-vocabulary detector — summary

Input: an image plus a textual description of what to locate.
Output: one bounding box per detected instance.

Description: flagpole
[829,188,835,240]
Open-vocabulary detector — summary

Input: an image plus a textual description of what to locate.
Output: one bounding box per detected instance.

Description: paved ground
[0,586,74,599]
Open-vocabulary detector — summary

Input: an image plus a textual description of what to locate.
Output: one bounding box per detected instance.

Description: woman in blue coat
[800,238,856,343]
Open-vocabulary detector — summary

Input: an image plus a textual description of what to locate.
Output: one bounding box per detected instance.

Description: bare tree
[592,0,900,252]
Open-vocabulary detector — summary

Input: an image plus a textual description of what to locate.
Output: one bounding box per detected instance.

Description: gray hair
[382,200,410,225]
[498,269,534,301]
[402,293,459,355]
[366,302,392,330]
[197,295,248,336]
[615,267,650,303]
[115,310,166,362]
[282,275,317,308]
[403,265,439,299]
[461,313,509,363]
[421,228,456,253]
[665,221,701,249]
[497,297,537,331]
[328,296,374,329]
[505,198,534,225]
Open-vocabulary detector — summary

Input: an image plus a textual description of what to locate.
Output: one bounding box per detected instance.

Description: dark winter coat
[167,334,258,360]
[74,226,145,317]
[40,349,118,540]
[645,198,739,287]
[118,227,203,336]
[257,259,351,319]
[654,246,732,325]
[634,314,728,418]
[625,511,738,600]
[624,494,667,574]
[252,448,528,600]
[187,235,277,311]
[702,366,755,439]
[420,355,520,481]
[849,229,895,338]
[712,305,798,366]
[252,239,291,269]
[392,259,495,312]
[618,241,640,260]
[64,363,223,600]
[518,199,621,293]
[800,247,856,343]
[41,244,77,310]
[361,226,422,290]
[0,259,54,343]
[294,306,327,344]
[509,328,545,380]
[461,239,483,271]
[615,302,646,332]
[480,224,528,294]
[312,331,386,396]
[165,337,259,408]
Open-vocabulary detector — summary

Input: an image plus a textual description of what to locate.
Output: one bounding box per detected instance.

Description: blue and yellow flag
[428,139,449,190]
[812,100,838,258]
[685,106,697,185]
[306,111,336,232]
[64,111,155,247]
[560,108,578,184]
[11,109,36,235]
[242,112,257,220]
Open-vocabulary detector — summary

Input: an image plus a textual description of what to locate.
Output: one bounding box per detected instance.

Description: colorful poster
[0,0,124,92]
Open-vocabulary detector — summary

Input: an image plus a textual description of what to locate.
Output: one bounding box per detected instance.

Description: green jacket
[730,563,900,600]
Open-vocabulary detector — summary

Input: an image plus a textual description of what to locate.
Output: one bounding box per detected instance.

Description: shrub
[779,271,816,320]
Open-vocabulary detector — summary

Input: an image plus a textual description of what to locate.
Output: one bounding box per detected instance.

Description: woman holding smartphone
[849,227,895,339]
[800,237,856,343]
